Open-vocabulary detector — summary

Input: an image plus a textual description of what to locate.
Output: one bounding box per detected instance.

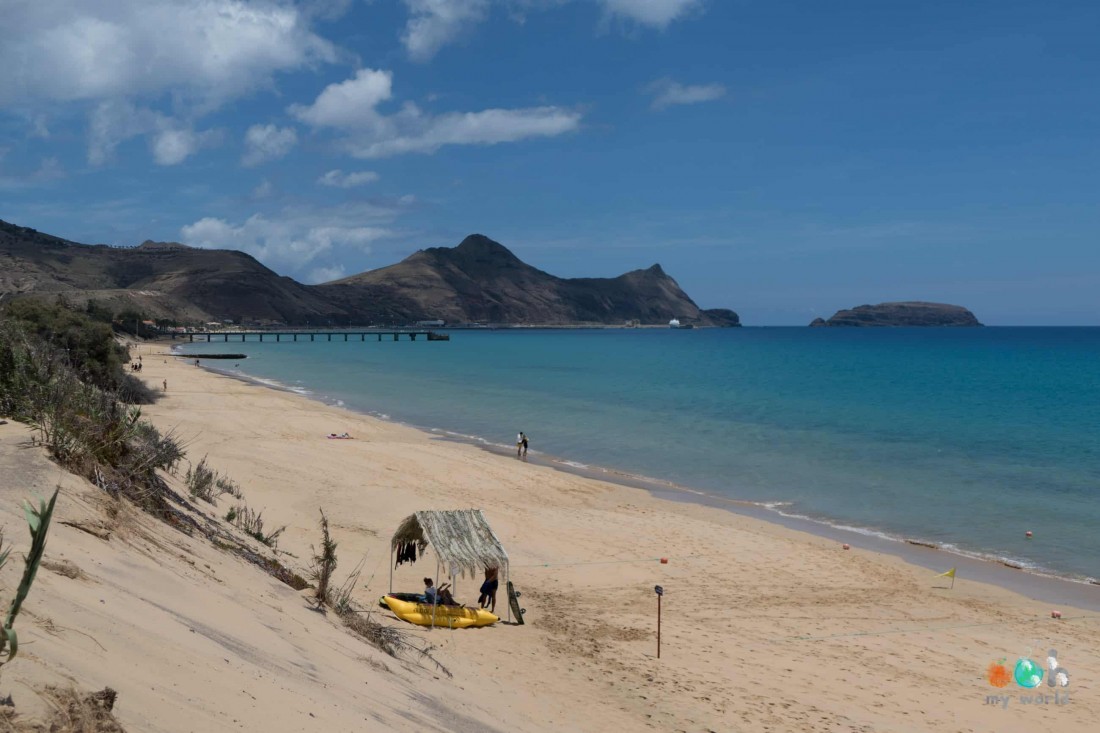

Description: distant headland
[810,302,982,327]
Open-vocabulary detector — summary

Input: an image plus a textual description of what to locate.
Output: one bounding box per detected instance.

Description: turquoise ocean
[183,328,1100,582]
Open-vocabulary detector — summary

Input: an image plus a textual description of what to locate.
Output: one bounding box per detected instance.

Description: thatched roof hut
[390,509,509,580]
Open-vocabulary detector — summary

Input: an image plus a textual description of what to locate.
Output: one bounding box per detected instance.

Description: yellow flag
[936,568,956,578]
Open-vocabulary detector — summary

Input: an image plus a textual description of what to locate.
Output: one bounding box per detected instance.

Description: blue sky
[1,0,1098,325]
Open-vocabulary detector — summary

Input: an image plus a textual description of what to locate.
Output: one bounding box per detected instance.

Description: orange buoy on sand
[1052,610,1063,619]
[659,558,668,564]
[842,544,851,550]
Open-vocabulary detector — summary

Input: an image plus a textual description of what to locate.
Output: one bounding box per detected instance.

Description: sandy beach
[1,344,1096,732]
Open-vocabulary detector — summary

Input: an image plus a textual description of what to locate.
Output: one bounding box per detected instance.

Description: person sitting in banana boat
[423,577,460,606]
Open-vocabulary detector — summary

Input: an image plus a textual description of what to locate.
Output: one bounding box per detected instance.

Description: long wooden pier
[171,330,447,343]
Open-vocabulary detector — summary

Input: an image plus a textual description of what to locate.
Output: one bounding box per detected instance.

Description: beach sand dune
[1,347,1096,732]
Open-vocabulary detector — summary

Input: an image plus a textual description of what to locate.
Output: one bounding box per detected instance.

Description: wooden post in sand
[655,585,664,659]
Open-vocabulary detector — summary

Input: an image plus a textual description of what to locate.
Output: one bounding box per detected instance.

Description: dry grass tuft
[309,510,337,608]
[225,504,284,549]
[40,560,85,580]
[0,686,124,732]
[339,610,452,678]
[185,456,243,504]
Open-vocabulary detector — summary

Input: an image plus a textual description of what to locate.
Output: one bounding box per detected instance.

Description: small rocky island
[810,301,982,327]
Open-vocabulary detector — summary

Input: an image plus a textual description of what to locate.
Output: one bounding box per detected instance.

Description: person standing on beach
[521,432,529,459]
[516,432,525,458]
[162,379,167,392]
[478,567,499,613]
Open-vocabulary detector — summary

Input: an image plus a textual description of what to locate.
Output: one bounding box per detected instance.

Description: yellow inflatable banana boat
[381,595,499,628]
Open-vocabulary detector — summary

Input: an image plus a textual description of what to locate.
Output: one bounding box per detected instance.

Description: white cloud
[251,178,275,199]
[401,0,491,62]
[289,69,394,128]
[394,1,702,59]
[29,114,51,139]
[33,157,65,182]
[598,0,701,27]
[0,155,66,191]
[299,0,356,22]
[180,201,406,279]
[0,1,336,166]
[242,124,298,167]
[87,100,218,165]
[292,69,581,157]
[354,106,581,158]
[647,77,726,109]
[309,264,347,283]
[0,1,336,107]
[317,169,380,188]
[152,126,220,165]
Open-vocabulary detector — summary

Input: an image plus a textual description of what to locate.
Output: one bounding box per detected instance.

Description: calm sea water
[184,328,1100,581]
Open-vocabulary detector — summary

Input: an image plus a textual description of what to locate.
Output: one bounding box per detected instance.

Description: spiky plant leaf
[0,487,60,670]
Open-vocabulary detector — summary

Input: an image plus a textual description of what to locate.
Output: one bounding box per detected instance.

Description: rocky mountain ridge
[317,234,738,326]
[0,220,738,327]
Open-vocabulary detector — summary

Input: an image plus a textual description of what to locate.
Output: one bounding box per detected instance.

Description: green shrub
[0,316,183,516]
[0,299,152,403]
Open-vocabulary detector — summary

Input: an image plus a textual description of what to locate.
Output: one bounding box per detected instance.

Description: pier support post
[293,334,297,342]
[206,334,211,342]
[393,333,398,342]
[378,334,382,342]
[410,333,417,341]
[310,334,314,342]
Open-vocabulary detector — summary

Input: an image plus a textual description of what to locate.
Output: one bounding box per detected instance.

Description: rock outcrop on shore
[810,301,982,327]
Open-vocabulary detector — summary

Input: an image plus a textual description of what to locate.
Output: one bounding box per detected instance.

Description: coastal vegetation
[306,510,451,675]
[0,301,183,519]
[0,298,452,691]
[1,299,156,403]
[185,455,243,504]
[225,503,285,549]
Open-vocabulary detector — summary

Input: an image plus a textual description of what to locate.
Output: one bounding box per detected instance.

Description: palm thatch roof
[391,510,509,579]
